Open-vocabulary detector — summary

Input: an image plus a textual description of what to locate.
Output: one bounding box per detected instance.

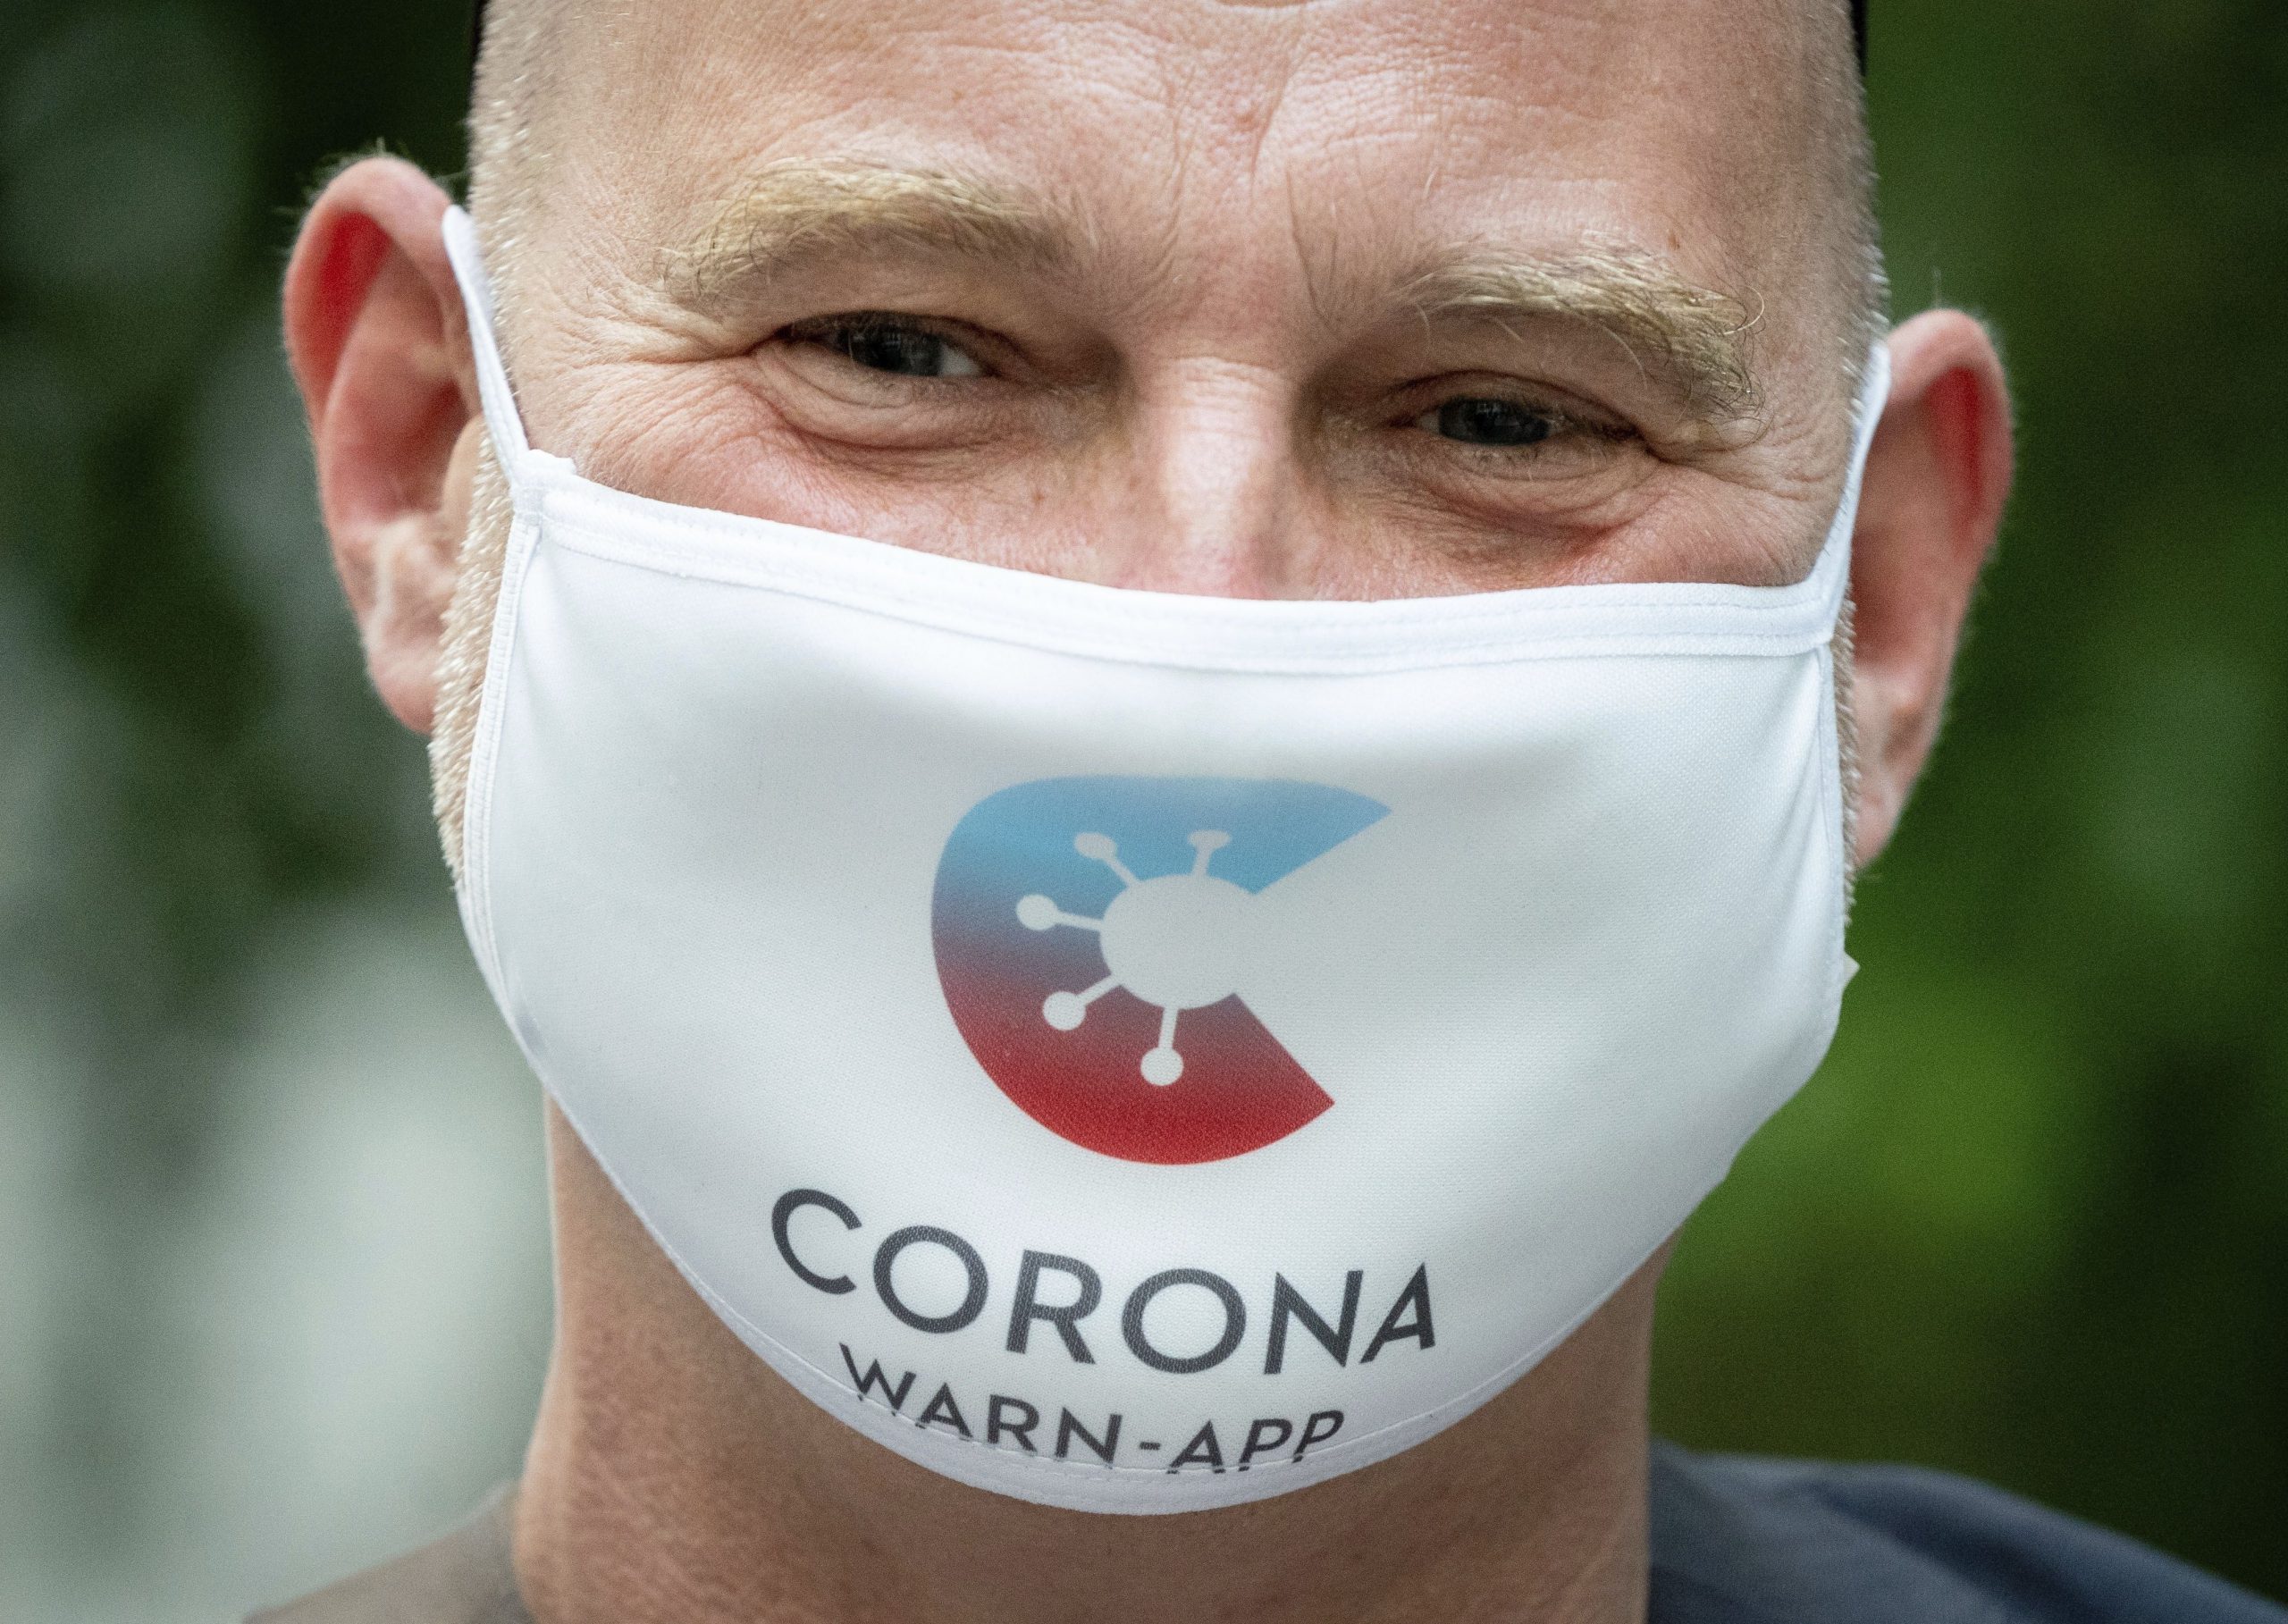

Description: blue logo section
[932,777,1388,1164]
[953,778,1389,914]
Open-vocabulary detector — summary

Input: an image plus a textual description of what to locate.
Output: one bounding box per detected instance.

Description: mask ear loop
[441,206,536,487]
[1798,341,1894,626]
[437,205,546,991]
[1839,341,1892,543]
[1823,340,1891,992]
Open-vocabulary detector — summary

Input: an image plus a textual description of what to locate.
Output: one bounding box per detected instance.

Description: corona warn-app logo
[931,777,1387,1165]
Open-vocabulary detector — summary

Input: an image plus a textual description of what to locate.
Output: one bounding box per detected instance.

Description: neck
[515,1107,1659,1624]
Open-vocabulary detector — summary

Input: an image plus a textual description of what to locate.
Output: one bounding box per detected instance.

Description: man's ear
[282,156,480,736]
[1847,310,2015,864]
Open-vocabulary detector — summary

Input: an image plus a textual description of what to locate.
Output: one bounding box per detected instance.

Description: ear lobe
[1845,310,2015,864]
[282,156,476,735]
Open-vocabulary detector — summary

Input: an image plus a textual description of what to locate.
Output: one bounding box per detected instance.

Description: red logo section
[930,778,1387,1165]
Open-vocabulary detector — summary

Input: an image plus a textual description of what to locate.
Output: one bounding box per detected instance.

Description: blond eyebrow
[660,163,1759,423]
[662,160,1074,313]
[1398,243,1762,423]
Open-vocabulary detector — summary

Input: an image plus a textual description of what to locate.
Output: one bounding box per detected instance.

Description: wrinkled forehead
[498,0,1854,337]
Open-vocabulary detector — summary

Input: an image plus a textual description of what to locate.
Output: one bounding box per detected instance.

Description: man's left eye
[794,316,987,379]
[1417,397,1560,448]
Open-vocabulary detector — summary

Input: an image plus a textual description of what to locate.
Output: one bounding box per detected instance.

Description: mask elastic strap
[441,206,535,478]
[1802,341,1893,618]
[1843,341,1892,529]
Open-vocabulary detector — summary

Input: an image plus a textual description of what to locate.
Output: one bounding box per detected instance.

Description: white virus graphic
[1016,829,1249,1087]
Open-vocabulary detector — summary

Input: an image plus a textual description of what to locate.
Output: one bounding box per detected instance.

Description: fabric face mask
[440,206,1887,1514]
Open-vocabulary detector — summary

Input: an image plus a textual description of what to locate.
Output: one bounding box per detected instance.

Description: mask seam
[535,486,1848,627]
[523,521,1850,673]
[543,487,1846,618]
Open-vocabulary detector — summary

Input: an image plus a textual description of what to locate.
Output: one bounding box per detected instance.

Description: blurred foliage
[1656,0,2288,1597]
[0,0,2280,1612]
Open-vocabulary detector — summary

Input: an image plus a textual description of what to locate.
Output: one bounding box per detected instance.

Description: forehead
[534,0,1836,300]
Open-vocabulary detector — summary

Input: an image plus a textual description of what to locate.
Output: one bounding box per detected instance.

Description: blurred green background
[0,0,2279,1616]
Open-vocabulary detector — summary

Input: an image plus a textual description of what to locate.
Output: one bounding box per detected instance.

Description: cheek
[595,383,1138,581]
[797,459,1144,583]
[1611,475,1834,590]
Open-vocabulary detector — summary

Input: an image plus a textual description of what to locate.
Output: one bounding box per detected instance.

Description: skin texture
[281,1,2014,1620]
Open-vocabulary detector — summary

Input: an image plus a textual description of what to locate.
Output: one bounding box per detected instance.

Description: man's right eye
[786,316,988,379]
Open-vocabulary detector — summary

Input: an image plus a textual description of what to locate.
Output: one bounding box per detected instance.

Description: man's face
[484,0,1867,602]
[277,0,2011,1542]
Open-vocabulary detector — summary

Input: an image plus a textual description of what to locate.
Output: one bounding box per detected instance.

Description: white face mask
[441,207,1885,1514]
